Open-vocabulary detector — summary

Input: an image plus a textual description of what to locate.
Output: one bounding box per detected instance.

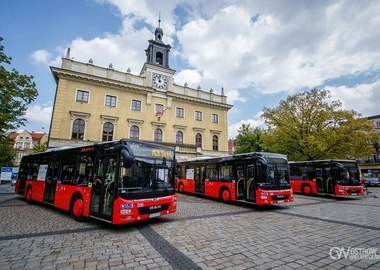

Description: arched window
[195,133,202,148]
[154,128,163,142]
[156,52,163,65]
[102,122,114,141]
[176,131,183,144]
[212,135,219,151]
[72,119,85,140]
[130,125,140,140]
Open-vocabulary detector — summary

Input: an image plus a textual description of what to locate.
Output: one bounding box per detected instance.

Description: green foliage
[235,124,265,154]
[33,141,48,153]
[0,138,14,167]
[0,36,38,140]
[262,88,377,161]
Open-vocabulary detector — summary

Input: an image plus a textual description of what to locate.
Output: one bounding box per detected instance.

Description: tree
[235,124,265,154]
[33,141,48,153]
[261,88,377,161]
[0,36,38,140]
[0,138,14,167]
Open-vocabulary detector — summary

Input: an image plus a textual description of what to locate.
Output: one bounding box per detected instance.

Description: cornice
[51,67,151,94]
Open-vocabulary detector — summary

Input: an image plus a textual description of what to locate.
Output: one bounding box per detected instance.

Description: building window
[212,135,219,151]
[102,122,114,141]
[376,121,380,129]
[15,142,23,149]
[105,95,117,107]
[72,119,85,140]
[212,114,219,123]
[154,128,163,142]
[176,107,184,118]
[131,100,141,111]
[176,131,183,144]
[130,125,140,140]
[195,111,202,121]
[24,142,31,149]
[195,133,202,148]
[76,90,89,103]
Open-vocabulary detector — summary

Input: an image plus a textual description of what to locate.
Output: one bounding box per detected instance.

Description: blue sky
[1,0,380,138]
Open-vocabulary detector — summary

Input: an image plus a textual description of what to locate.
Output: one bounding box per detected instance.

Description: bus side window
[60,155,77,184]
[30,162,39,180]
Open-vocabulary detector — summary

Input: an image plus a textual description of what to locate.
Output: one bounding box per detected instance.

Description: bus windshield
[118,157,175,199]
[334,163,360,185]
[259,158,290,189]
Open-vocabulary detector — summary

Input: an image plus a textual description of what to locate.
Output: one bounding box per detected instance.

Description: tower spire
[158,12,161,28]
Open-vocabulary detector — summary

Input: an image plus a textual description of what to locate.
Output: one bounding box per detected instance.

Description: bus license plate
[149,212,161,218]
[277,200,284,204]
[351,193,356,196]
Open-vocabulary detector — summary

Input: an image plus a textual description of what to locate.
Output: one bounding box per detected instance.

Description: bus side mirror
[121,149,134,168]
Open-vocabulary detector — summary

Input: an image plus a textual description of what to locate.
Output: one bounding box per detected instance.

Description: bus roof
[289,159,357,165]
[180,152,287,164]
[22,139,174,159]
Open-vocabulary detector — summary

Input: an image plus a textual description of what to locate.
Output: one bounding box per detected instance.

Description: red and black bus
[15,139,177,224]
[289,160,365,197]
[176,152,294,205]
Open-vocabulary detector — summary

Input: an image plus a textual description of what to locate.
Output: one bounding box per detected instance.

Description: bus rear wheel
[178,183,184,193]
[71,196,84,222]
[25,187,32,203]
[302,184,312,195]
[220,188,231,203]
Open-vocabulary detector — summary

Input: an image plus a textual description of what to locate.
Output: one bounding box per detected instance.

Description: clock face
[152,73,168,90]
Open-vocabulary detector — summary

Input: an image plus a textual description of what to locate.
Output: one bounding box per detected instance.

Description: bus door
[43,159,60,204]
[236,163,246,199]
[245,163,256,202]
[194,166,205,194]
[315,167,324,193]
[90,154,118,220]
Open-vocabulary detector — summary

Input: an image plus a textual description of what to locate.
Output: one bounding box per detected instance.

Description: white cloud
[228,112,264,138]
[25,105,52,126]
[174,69,202,87]
[31,0,380,118]
[31,50,61,67]
[327,79,380,117]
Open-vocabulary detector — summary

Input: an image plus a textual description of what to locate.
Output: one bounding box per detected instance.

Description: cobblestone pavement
[0,185,379,270]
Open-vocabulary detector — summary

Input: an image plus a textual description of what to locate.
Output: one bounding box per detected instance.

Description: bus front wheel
[302,184,312,195]
[71,195,85,222]
[220,188,231,203]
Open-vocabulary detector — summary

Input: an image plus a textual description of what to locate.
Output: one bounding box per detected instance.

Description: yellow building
[48,25,233,160]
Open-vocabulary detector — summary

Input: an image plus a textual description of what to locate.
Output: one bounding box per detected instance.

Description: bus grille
[271,195,289,201]
[137,203,170,215]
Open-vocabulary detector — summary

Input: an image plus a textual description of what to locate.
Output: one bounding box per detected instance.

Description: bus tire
[71,195,85,222]
[302,184,312,195]
[220,188,231,203]
[25,187,33,203]
[178,183,184,193]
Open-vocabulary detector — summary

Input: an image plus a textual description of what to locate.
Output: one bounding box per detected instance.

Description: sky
[1,0,380,138]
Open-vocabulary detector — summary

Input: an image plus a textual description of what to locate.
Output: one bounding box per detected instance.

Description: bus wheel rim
[27,189,32,201]
[222,190,230,201]
[179,184,183,193]
[304,185,311,194]
[73,199,83,217]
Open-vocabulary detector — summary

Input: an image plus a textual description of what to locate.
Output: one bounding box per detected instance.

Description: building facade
[357,114,380,178]
[48,25,233,160]
[9,131,48,165]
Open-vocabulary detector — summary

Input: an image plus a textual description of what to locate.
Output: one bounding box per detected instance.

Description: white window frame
[175,107,185,118]
[155,103,165,114]
[104,94,117,108]
[212,114,219,123]
[75,89,90,103]
[195,110,203,121]
[131,99,142,112]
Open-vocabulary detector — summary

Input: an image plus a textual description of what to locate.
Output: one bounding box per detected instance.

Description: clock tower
[141,17,175,91]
